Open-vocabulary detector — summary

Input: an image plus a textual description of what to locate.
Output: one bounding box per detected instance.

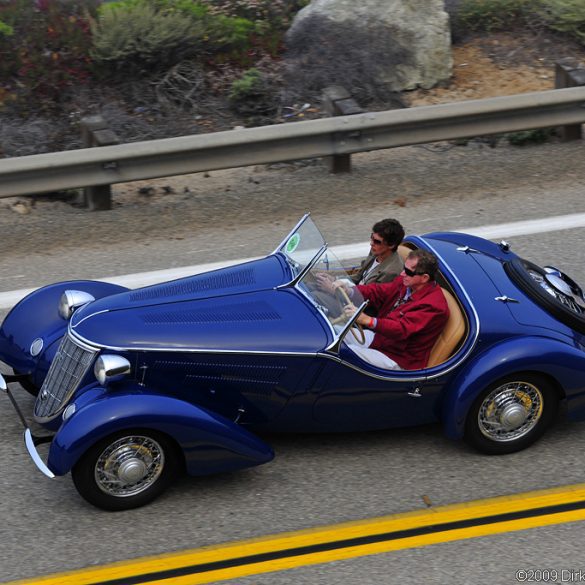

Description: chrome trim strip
[24,429,55,479]
[326,300,369,354]
[69,328,320,357]
[71,309,110,328]
[332,356,428,382]
[272,213,310,255]
[67,325,102,350]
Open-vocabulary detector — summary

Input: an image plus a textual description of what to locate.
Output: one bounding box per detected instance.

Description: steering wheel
[333,286,366,345]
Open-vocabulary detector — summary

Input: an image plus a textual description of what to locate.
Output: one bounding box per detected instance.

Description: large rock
[286,0,452,94]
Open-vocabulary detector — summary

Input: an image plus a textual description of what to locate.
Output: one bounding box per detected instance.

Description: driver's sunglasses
[370,234,386,246]
[403,266,425,277]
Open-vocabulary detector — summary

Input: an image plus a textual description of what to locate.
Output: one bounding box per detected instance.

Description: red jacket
[356,277,449,370]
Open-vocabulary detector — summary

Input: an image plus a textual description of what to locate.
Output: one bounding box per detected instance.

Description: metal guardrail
[1,87,585,202]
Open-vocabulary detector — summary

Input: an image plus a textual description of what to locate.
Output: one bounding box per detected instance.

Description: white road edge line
[1,213,584,310]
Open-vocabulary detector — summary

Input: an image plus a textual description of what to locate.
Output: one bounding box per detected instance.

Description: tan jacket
[351,252,403,285]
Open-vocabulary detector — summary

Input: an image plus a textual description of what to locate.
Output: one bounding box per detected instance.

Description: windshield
[277,215,365,327]
[277,214,329,277]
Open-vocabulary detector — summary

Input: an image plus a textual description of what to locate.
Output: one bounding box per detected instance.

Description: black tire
[13,369,39,396]
[464,374,558,455]
[72,429,180,511]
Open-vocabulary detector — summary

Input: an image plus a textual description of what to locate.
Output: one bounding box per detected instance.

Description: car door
[311,354,440,432]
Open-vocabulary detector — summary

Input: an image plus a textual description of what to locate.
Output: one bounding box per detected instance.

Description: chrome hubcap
[478,381,543,442]
[95,435,164,497]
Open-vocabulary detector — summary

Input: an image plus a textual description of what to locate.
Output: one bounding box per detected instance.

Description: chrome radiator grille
[34,334,98,421]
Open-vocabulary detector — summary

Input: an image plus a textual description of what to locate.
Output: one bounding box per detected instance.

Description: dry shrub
[153,62,207,110]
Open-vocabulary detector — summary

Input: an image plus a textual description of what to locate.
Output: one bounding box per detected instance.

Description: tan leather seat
[397,244,412,263]
[426,288,466,368]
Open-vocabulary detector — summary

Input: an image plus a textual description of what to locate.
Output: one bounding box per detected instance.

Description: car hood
[70,256,330,353]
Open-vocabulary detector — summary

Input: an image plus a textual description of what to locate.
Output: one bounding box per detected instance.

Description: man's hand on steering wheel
[333,287,366,345]
[343,304,371,327]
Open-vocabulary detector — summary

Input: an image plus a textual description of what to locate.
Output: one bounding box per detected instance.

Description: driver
[337,249,449,370]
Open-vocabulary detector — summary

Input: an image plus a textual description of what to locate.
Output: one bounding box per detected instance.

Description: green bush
[205,13,255,53]
[91,0,256,71]
[455,0,531,33]
[534,0,585,44]
[229,67,261,99]
[452,0,585,44]
[229,67,278,116]
[201,0,309,56]
[203,0,309,29]
[0,20,13,36]
[90,2,204,70]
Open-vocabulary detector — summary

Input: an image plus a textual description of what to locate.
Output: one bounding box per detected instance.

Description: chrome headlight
[62,403,76,421]
[58,290,95,320]
[94,355,131,385]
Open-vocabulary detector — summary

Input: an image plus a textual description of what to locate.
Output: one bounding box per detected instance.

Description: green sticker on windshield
[285,233,301,254]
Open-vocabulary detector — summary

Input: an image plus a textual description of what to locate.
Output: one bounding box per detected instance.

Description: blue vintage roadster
[2,215,585,510]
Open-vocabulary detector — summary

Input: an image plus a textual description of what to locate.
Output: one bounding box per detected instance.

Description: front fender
[441,336,585,439]
[0,280,128,379]
[48,385,274,476]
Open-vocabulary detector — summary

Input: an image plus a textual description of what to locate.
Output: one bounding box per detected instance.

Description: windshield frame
[275,216,367,352]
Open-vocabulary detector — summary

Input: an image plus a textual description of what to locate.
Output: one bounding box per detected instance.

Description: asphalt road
[2,140,585,584]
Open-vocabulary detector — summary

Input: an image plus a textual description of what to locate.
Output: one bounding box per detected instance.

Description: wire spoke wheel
[465,375,557,455]
[477,381,543,442]
[72,429,179,511]
[95,435,165,497]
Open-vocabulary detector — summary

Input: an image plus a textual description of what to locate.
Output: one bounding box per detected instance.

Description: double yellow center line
[11,483,585,585]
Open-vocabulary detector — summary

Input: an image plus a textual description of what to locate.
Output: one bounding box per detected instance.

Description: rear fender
[0,281,128,377]
[48,384,274,476]
[441,336,585,439]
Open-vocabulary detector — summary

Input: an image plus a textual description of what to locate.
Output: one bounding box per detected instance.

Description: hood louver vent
[130,267,256,302]
[141,301,281,325]
[153,361,286,397]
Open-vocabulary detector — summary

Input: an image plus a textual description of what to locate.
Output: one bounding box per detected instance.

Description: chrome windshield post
[325,300,369,354]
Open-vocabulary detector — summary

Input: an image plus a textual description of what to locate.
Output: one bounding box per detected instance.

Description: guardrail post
[555,59,585,141]
[80,115,120,210]
[322,86,364,173]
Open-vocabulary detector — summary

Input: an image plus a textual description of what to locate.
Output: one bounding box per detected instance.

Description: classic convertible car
[2,214,585,510]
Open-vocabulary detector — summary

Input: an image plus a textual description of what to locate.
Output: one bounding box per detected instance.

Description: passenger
[350,218,405,285]
[337,249,449,370]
